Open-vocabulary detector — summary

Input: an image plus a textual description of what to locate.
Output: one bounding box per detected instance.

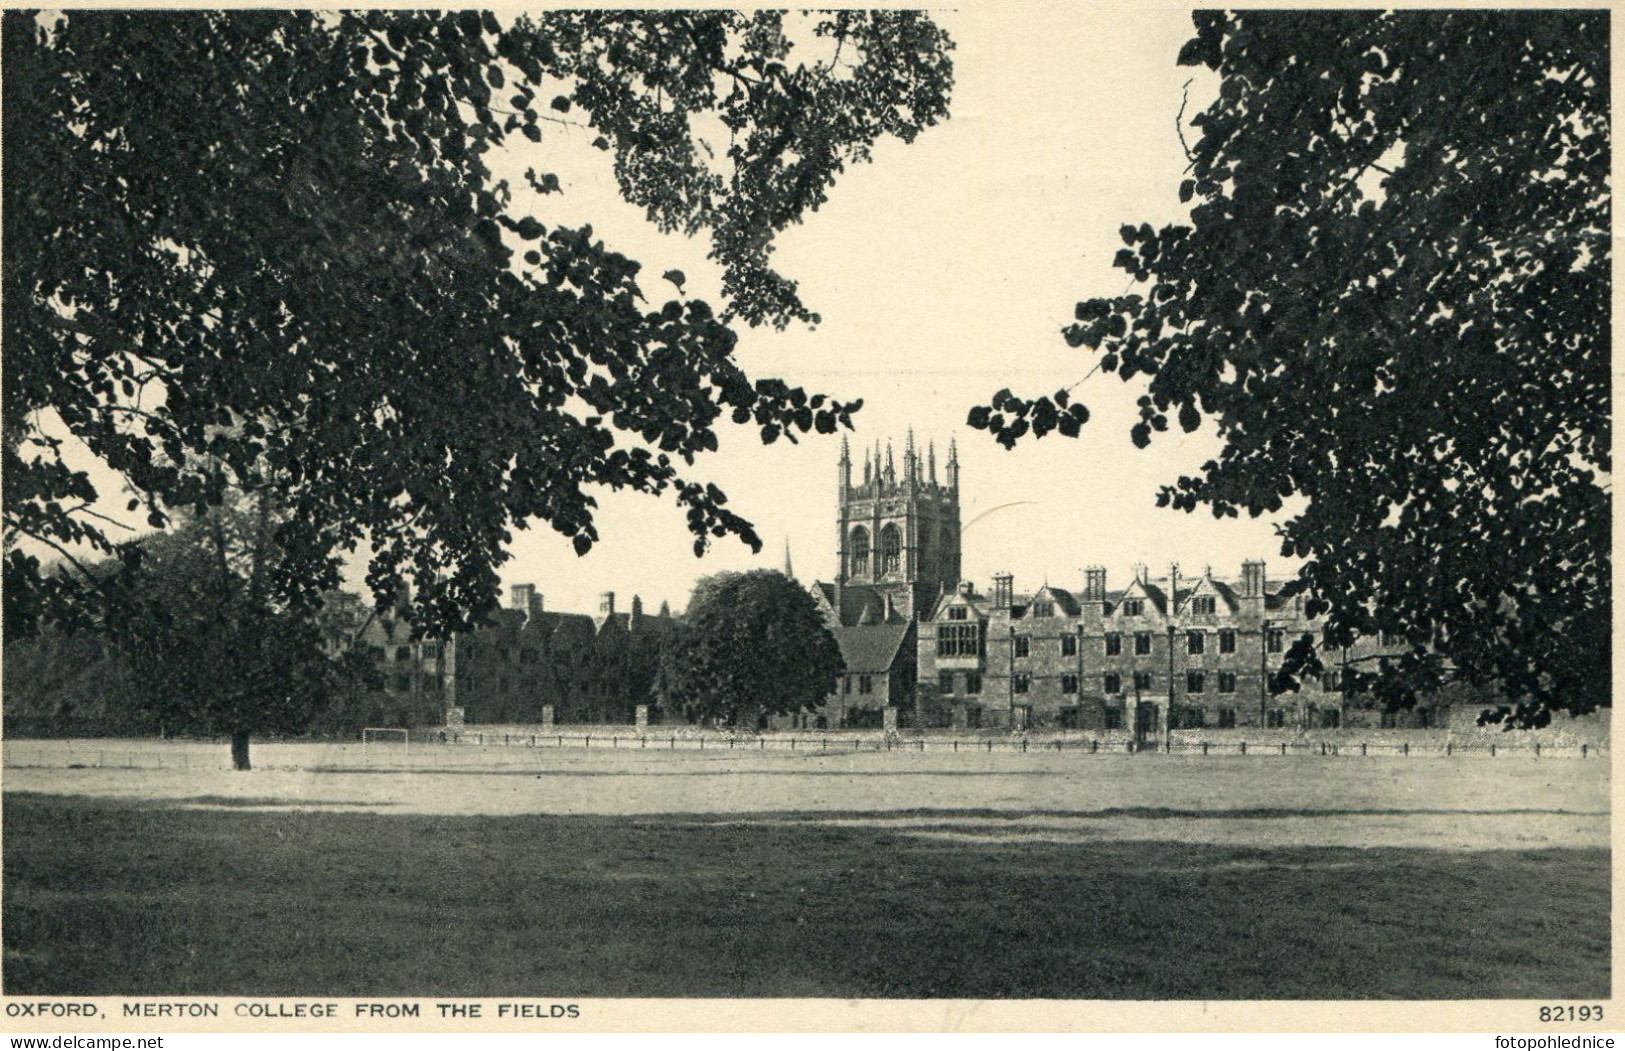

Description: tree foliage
[108,493,364,767]
[971,12,1609,726]
[658,570,843,726]
[3,10,954,637]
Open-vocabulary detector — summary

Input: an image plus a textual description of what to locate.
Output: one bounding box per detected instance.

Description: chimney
[630,594,643,629]
[1241,560,1267,599]
[529,592,545,617]
[599,591,616,617]
[1168,563,1181,606]
[1132,563,1148,585]
[1083,566,1107,602]
[992,572,1014,611]
[511,583,536,612]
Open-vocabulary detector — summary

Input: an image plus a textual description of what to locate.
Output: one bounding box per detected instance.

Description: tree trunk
[231,729,252,771]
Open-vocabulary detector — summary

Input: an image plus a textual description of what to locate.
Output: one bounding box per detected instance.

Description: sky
[482,2,1297,617]
[34,3,1306,619]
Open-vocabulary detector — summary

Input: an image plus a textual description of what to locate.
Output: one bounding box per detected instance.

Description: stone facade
[915,563,1419,734]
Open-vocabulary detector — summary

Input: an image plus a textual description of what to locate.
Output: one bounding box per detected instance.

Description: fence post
[700,737,705,750]
[1534,741,1540,758]
[987,740,993,753]
[953,740,958,752]
[1091,739,1098,754]
[585,735,591,749]
[1241,740,1246,755]
[1403,741,1409,756]
[791,738,796,750]
[1447,741,1452,756]
[920,739,926,752]
[1202,741,1209,756]
[1490,742,1496,757]
[1583,743,1589,758]
[1022,739,1027,753]
[612,736,617,748]
[1361,742,1366,756]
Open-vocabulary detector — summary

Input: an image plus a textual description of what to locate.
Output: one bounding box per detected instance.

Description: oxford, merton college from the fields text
[319,431,1475,738]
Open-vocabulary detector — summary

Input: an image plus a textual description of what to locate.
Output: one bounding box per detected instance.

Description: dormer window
[1031,600,1054,618]
[1192,596,1217,615]
[1122,599,1144,617]
[948,606,969,621]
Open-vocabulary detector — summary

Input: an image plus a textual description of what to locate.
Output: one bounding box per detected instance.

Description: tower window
[850,526,870,576]
[879,524,902,575]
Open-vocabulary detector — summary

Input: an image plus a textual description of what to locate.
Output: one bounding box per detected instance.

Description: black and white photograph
[0,1,1612,1031]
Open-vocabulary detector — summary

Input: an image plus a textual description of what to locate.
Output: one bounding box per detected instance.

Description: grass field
[3,767,1611,998]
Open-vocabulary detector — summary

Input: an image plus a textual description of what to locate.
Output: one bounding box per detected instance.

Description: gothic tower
[835,430,962,622]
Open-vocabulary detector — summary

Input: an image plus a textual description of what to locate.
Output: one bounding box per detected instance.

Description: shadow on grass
[3,793,1609,1001]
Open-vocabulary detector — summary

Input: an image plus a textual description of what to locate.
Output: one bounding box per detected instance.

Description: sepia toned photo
[0,2,1611,1030]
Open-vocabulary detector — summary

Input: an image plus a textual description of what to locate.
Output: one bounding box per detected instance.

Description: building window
[1181,707,1206,729]
[1218,708,1237,728]
[1380,631,1403,647]
[1134,632,1152,655]
[948,606,969,621]
[1219,629,1237,654]
[1321,709,1342,729]
[1103,707,1124,730]
[393,674,411,692]
[1187,631,1205,655]
[1267,629,1285,654]
[421,641,442,659]
[850,526,870,575]
[937,623,981,657]
[1133,671,1153,692]
[1013,673,1031,695]
[395,645,412,661]
[1031,600,1054,618]
[1417,707,1435,729]
[1105,633,1122,656]
[858,674,873,695]
[1323,669,1342,690]
[1193,596,1217,615]
[1380,710,1398,729]
[965,672,982,695]
[1103,673,1122,695]
[1217,672,1237,694]
[1122,599,1144,617]
[939,672,955,695]
[1061,674,1078,694]
[1061,634,1078,657]
[1186,671,1205,694]
[1266,708,1286,728]
[879,524,902,575]
[1014,635,1031,658]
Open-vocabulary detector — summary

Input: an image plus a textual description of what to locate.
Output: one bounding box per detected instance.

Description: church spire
[928,440,938,484]
[884,441,896,485]
[783,537,795,580]
[947,435,960,491]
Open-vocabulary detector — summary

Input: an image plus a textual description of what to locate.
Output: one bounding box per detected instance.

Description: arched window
[880,523,902,575]
[850,526,870,576]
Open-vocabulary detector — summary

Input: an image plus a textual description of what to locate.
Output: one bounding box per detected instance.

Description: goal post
[361,727,410,761]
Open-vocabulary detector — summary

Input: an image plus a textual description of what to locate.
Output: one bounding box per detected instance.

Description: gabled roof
[1014,584,1081,619]
[831,622,913,675]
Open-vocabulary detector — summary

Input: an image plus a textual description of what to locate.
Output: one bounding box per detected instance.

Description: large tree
[3,10,954,637]
[971,11,1608,727]
[658,570,843,727]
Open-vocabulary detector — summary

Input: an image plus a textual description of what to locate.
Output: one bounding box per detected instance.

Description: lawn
[3,792,1609,999]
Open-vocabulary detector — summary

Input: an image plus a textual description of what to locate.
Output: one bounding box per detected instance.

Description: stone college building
[811,433,1442,735]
